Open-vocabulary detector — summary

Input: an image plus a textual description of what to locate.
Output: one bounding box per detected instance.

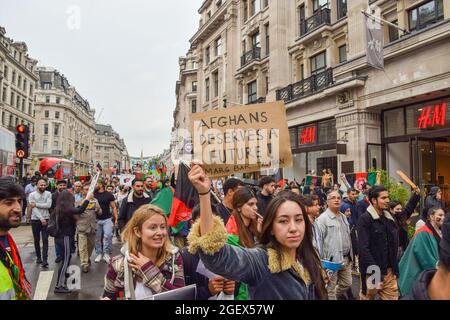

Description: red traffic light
[16,124,26,133]
[16,150,26,158]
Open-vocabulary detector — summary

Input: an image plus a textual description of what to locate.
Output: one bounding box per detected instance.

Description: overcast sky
[0,0,203,157]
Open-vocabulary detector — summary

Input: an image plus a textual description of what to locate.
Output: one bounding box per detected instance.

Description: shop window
[367,144,383,170]
[406,99,450,135]
[318,119,336,144]
[289,127,297,148]
[298,125,317,146]
[384,108,405,137]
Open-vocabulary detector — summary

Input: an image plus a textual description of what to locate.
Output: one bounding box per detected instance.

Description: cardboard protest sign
[119,174,135,187]
[191,101,292,178]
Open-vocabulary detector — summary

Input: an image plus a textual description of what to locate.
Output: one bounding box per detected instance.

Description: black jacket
[55,199,89,238]
[256,192,272,217]
[357,205,399,295]
[118,192,151,231]
[180,248,213,300]
[343,198,358,227]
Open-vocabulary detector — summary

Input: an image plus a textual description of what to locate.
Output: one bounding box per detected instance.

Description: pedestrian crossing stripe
[33,271,54,300]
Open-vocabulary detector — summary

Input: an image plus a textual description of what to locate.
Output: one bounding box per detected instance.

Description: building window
[263,0,269,8]
[250,0,260,16]
[53,140,59,149]
[339,45,347,63]
[4,66,8,80]
[207,11,211,20]
[266,76,269,95]
[205,46,210,64]
[337,0,347,19]
[2,87,6,102]
[28,103,32,115]
[16,96,20,109]
[45,110,49,118]
[44,124,48,135]
[18,75,21,89]
[22,98,25,112]
[213,71,219,98]
[389,19,399,42]
[15,118,19,126]
[23,79,27,92]
[29,84,33,95]
[46,96,50,103]
[265,23,270,56]
[192,81,197,92]
[10,92,14,106]
[313,0,328,11]
[43,140,48,153]
[9,115,13,126]
[12,71,16,84]
[215,37,222,56]
[310,51,326,75]
[205,78,210,102]
[55,111,60,119]
[43,82,51,90]
[56,97,60,104]
[243,0,248,22]
[192,61,198,69]
[247,80,257,103]
[252,31,261,48]
[1,112,4,125]
[216,0,223,9]
[408,0,444,32]
[192,99,197,113]
[54,124,60,136]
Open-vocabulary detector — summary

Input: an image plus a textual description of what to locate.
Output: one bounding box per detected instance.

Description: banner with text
[191,101,292,178]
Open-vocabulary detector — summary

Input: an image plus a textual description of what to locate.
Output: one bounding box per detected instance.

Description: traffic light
[15,124,30,159]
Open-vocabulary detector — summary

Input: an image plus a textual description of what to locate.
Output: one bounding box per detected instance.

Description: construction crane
[96,107,104,123]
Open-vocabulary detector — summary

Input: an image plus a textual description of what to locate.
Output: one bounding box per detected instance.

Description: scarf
[0,234,32,300]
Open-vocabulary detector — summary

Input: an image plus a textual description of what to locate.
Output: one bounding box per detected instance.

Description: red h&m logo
[417,103,446,129]
[300,126,316,144]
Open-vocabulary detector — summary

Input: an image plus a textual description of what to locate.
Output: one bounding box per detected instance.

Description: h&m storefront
[382,97,450,208]
[284,118,338,181]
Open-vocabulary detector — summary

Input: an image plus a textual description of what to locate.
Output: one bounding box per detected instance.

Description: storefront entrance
[411,137,450,208]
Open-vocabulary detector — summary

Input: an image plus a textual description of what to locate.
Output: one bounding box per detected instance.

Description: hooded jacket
[103,243,184,300]
[421,187,443,221]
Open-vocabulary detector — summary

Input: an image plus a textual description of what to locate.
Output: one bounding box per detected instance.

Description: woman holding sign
[187,162,327,300]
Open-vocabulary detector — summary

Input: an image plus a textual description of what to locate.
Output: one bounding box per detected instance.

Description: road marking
[33,271,54,300]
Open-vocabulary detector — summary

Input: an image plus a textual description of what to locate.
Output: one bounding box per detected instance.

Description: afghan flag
[354,172,368,191]
[225,215,249,300]
[168,162,199,233]
[346,173,356,189]
[367,172,377,186]
[151,186,174,216]
[305,176,312,186]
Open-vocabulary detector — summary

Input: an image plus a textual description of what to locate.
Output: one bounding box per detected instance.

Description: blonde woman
[102,205,185,300]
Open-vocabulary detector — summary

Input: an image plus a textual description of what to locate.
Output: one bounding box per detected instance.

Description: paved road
[10,225,122,300]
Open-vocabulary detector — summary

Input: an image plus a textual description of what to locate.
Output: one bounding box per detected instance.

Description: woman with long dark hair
[52,190,92,293]
[225,187,261,299]
[187,163,327,300]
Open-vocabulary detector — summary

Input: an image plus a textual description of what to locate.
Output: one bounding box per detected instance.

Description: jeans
[95,219,113,255]
[31,220,49,262]
[327,256,352,300]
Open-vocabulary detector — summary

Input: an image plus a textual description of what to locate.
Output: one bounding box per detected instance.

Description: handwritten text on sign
[191,102,293,177]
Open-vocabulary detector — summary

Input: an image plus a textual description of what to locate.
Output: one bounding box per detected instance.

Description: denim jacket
[316,209,353,263]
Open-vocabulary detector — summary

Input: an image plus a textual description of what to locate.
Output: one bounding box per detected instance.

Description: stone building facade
[0,26,38,173]
[34,67,96,175]
[174,0,450,204]
[93,124,129,173]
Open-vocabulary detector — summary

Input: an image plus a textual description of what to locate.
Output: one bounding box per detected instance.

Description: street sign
[16,150,26,158]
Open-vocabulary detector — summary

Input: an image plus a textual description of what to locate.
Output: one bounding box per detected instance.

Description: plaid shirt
[103,251,185,300]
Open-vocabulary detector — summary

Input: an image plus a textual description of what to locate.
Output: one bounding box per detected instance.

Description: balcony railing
[247,97,266,105]
[276,68,334,103]
[241,47,261,67]
[300,8,331,36]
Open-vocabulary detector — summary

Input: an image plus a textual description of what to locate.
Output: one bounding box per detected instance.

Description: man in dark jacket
[256,176,275,217]
[215,178,244,224]
[50,179,67,263]
[118,178,151,231]
[357,185,400,300]
[404,213,450,300]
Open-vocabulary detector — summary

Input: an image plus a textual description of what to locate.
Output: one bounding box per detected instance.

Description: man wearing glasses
[316,190,353,300]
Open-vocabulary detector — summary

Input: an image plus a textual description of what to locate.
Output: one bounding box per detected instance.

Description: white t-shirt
[134,281,153,300]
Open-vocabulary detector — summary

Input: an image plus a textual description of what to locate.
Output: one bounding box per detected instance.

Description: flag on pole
[151,187,174,217]
[365,10,384,70]
[168,162,199,233]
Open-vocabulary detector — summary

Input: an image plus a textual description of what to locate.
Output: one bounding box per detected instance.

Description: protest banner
[191,101,292,178]
[119,174,135,187]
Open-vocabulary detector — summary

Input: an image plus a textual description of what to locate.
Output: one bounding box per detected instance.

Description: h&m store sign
[417,102,446,129]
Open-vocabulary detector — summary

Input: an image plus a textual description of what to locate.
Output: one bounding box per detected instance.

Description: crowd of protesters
[0,165,449,300]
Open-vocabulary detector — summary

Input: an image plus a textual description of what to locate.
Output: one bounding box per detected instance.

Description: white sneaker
[94,254,102,263]
[103,254,111,264]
